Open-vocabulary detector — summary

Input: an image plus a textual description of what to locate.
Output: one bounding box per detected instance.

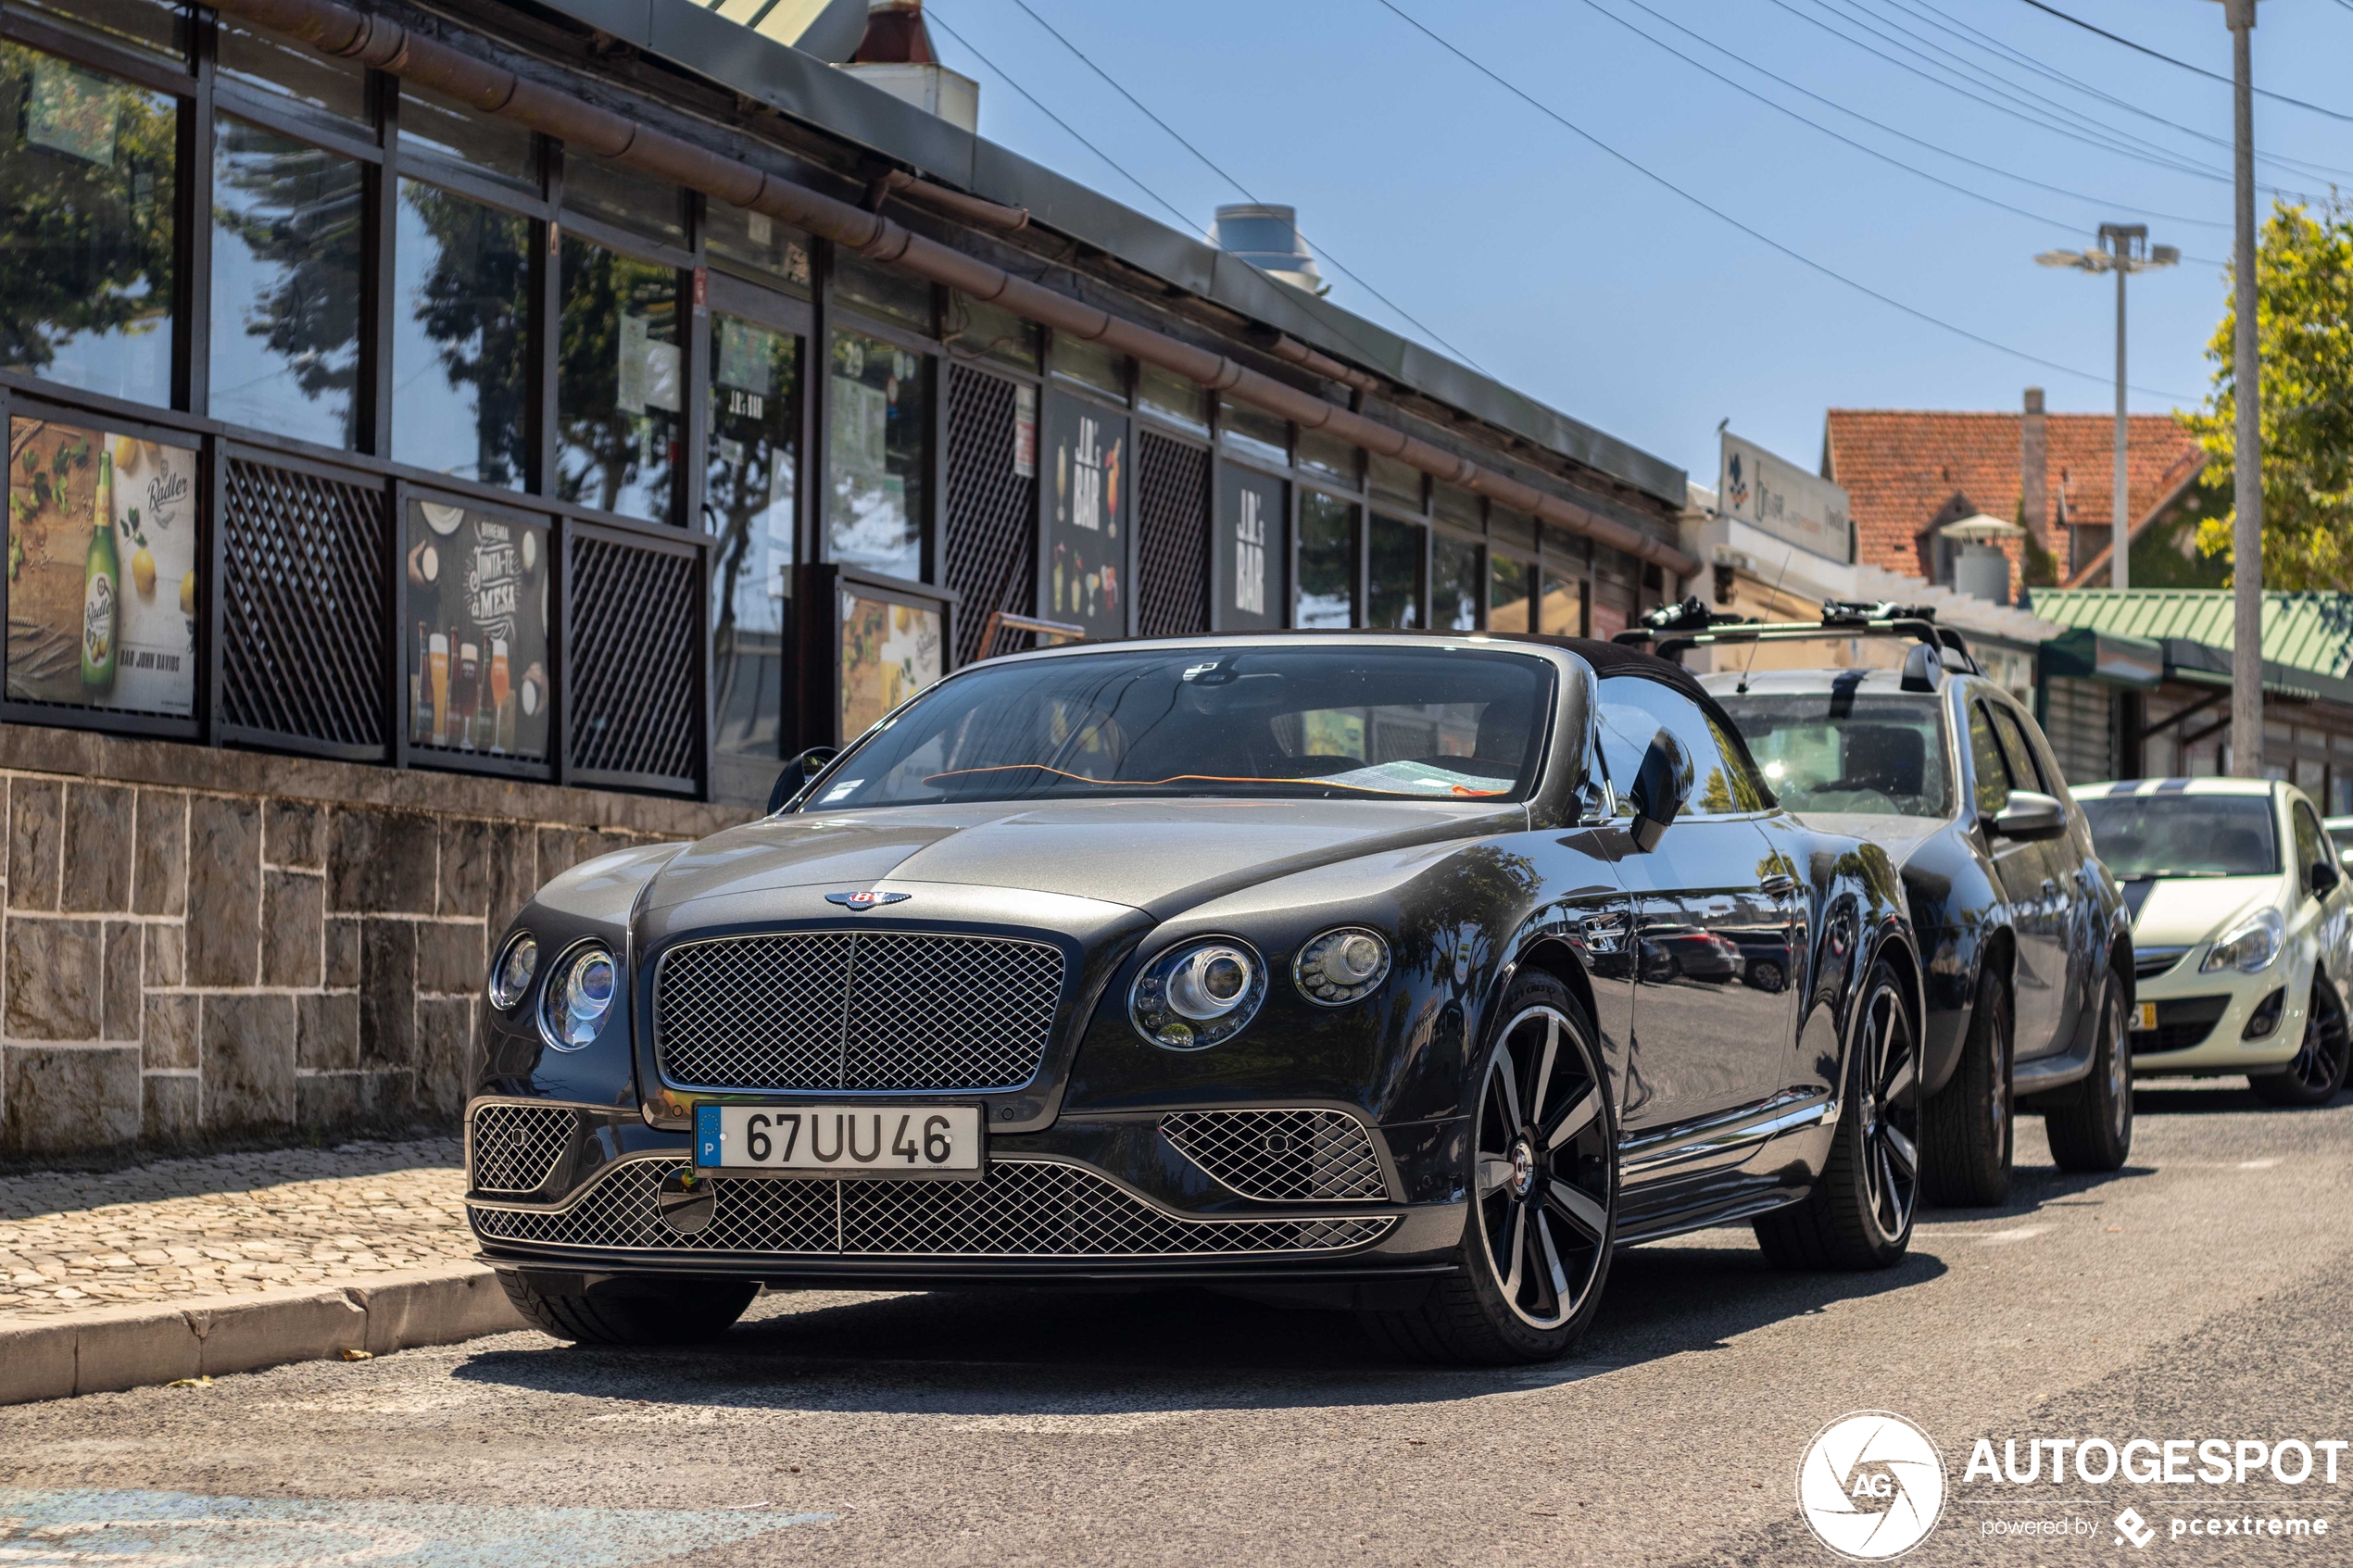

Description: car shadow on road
[445,1239,1950,1417]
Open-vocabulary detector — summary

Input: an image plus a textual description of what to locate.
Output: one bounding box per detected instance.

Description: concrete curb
[0,1264,528,1406]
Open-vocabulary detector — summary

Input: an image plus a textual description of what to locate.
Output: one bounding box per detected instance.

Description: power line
[1608,0,2228,231]
[2014,0,2353,123]
[1579,0,2227,262]
[1373,0,2196,401]
[992,0,1492,372]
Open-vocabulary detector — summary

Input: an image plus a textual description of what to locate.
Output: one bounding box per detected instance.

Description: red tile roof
[1824,408,2204,577]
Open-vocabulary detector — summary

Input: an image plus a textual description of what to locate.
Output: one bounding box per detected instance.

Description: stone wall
[0,725,750,1160]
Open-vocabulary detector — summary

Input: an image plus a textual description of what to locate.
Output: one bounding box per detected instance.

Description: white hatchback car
[2074,778,2353,1106]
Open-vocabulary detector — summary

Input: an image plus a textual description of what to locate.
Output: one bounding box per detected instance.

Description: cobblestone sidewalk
[0,1138,471,1321]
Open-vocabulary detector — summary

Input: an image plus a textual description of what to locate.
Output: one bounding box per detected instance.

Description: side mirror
[768,745,840,814]
[1626,727,1690,854]
[1989,789,2067,842]
[2309,859,2341,898]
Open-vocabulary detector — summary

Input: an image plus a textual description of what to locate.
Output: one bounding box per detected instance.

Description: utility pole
[2034,226,2177,590]
[2225,0,2264,778]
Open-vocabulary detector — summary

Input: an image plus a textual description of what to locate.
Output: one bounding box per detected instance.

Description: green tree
[2180,195,2353,589]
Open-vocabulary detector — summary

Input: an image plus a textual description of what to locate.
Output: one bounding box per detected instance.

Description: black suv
[1621,601,2136,1203]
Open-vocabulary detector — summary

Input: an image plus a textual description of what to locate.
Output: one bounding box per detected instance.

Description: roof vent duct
[839,0,978,132]
[1213,204,1328,296]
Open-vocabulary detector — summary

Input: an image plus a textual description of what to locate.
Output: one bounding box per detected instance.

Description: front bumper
[462,1098,1466,1284]
[2127,956,2304,1074]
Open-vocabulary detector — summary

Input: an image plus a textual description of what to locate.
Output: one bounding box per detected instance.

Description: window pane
[943,292,1034,370]
[1052,334,1127,400]
[1218,396,1286,467]
[1595,674,1767,817]
[827,328,926,580]
[398,83,535,188]
[403,498,550,761]
[16,0,187,63]
[709,314,799,761]
[1370,453,1422,510]
[391,181,531,488]
[1541,522,1587,566]
[1298,490,1354,628]
[1492,505,1536,548]
[1137,362,1205,433]
[1433,533,1480,631]
[1296,427,1354,485]
[210,116,364,448]
[1541,569,1580,635]
[218,20,364,120]
[556,234,680,523]
[1369,515,1422,629]
[707,204,812,296]
[835,253,930,332]
[0,46,176,406]
[562,156,683,245]
[1489,555,1531,633]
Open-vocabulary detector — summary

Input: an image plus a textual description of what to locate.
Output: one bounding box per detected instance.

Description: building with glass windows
[0,0,1693,1156]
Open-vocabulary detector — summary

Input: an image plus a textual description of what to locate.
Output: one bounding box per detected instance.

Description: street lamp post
[2035,226,2178,590]
[2224,0,2263,779]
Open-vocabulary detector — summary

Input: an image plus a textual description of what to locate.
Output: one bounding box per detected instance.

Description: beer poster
[837,590,940,740]
[404,497,548,761]
[1044,391,1126,641]
[6,416,198,717]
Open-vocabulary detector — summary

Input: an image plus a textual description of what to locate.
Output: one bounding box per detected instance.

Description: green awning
[2038,626,2163,690]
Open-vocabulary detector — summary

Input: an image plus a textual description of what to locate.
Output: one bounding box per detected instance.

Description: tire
[1919,970,2012,1207]
[497,1272,758,1347]
[2045,979,2133,1171]
[1360,972,1615,1365]
[2249,976,2350,1108]
[1748,959,1786,995]
[1754,957,1917,1270]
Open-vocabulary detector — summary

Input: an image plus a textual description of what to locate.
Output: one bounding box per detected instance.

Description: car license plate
[2135,1001,2158,1031]
[695,1103,984,1177]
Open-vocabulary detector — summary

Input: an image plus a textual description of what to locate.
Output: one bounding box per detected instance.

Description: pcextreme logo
[1797,1411,1949,1561]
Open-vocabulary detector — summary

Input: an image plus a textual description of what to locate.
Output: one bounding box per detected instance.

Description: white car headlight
[2201,907,2285,974]
[541,943,617,1049]
[487,932,537,1010]
[1130,938,1266,1050]
[1293,927,1391,1006]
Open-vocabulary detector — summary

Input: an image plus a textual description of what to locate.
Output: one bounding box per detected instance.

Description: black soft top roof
[1494,633,1711,702]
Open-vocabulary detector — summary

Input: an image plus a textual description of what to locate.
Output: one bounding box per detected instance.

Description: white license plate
[696,1104,984,1177]
[2135,1001,2158,1031]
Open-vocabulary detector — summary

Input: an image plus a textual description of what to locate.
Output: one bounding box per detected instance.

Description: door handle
[1760,874,1797,897]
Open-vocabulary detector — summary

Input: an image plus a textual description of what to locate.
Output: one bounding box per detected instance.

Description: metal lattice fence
[944,364,1037,667]
[567,532,699,789]
[1138,431,1210,637]
[219,452,387,755]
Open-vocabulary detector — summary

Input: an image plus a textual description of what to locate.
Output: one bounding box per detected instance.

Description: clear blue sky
[921,0,2353,486]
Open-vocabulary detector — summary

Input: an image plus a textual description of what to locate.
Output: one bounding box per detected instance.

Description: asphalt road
[5,1080,2350,1568]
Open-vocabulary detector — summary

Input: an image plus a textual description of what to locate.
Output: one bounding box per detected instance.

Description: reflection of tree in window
[556,235,678,524]
[0,45,177,405]
[706,314,799,759]
[826,329,925,581]
[391,182,530,487]
[209,117,364,448]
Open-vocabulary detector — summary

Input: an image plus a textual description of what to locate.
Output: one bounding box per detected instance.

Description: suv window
[2293,798,2328,891]
[1595,673,1769,816]
[1967,702,2011,815]
[1987,705,2048,796]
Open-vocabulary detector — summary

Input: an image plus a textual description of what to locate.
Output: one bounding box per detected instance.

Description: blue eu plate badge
[696,1104,723,1167]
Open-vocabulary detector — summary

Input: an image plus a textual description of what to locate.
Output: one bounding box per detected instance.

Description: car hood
[2127,874,2284,948]
[641,797,1526,919]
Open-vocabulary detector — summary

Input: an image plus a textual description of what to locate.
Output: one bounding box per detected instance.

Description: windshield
[804,646,1555,809]
[2080,794,2280,879]
[1715,693,1952,819]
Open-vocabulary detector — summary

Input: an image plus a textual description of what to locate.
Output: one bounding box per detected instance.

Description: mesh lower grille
[654,931,1064,1092]
[469,1158,1394,1259]
[1159,1110,1389,1201]
[468,1104,575,1195]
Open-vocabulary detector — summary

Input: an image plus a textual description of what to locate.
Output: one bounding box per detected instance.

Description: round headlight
[487,932,537,1011]
[1130,937,1266,1050]
[541,943,617,1050]
[1294,927,1391,1006]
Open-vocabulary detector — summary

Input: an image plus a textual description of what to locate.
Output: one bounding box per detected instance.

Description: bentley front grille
[1159,1110,1389,1201]
[467,1104,574,1196]
[468,1157,1394,1259]
[653,931,1065,1093]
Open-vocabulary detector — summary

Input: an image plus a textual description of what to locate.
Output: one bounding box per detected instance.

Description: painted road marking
[0,1489,832,1566]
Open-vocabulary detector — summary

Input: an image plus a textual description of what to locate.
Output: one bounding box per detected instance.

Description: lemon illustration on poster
[6,417,198,716]
[405,498,548,760]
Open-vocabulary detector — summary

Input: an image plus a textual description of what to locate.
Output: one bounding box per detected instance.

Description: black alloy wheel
[2045,979,2133,1170]
[1920,970,2012,1206]
[2251,976,2351,1108]
[1361,972,1615,1364]
[1755,958,1919,1270]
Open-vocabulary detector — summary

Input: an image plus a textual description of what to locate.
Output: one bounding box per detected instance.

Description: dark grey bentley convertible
[466,633,1921,1363]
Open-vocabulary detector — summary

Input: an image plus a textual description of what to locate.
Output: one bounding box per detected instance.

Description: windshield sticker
[1318,759,1514,797]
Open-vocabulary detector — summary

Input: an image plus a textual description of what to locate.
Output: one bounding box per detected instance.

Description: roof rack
[1613,596,1982,680]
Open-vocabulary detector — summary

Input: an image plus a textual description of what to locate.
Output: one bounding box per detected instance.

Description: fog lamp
[1294,927,1392,1005]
